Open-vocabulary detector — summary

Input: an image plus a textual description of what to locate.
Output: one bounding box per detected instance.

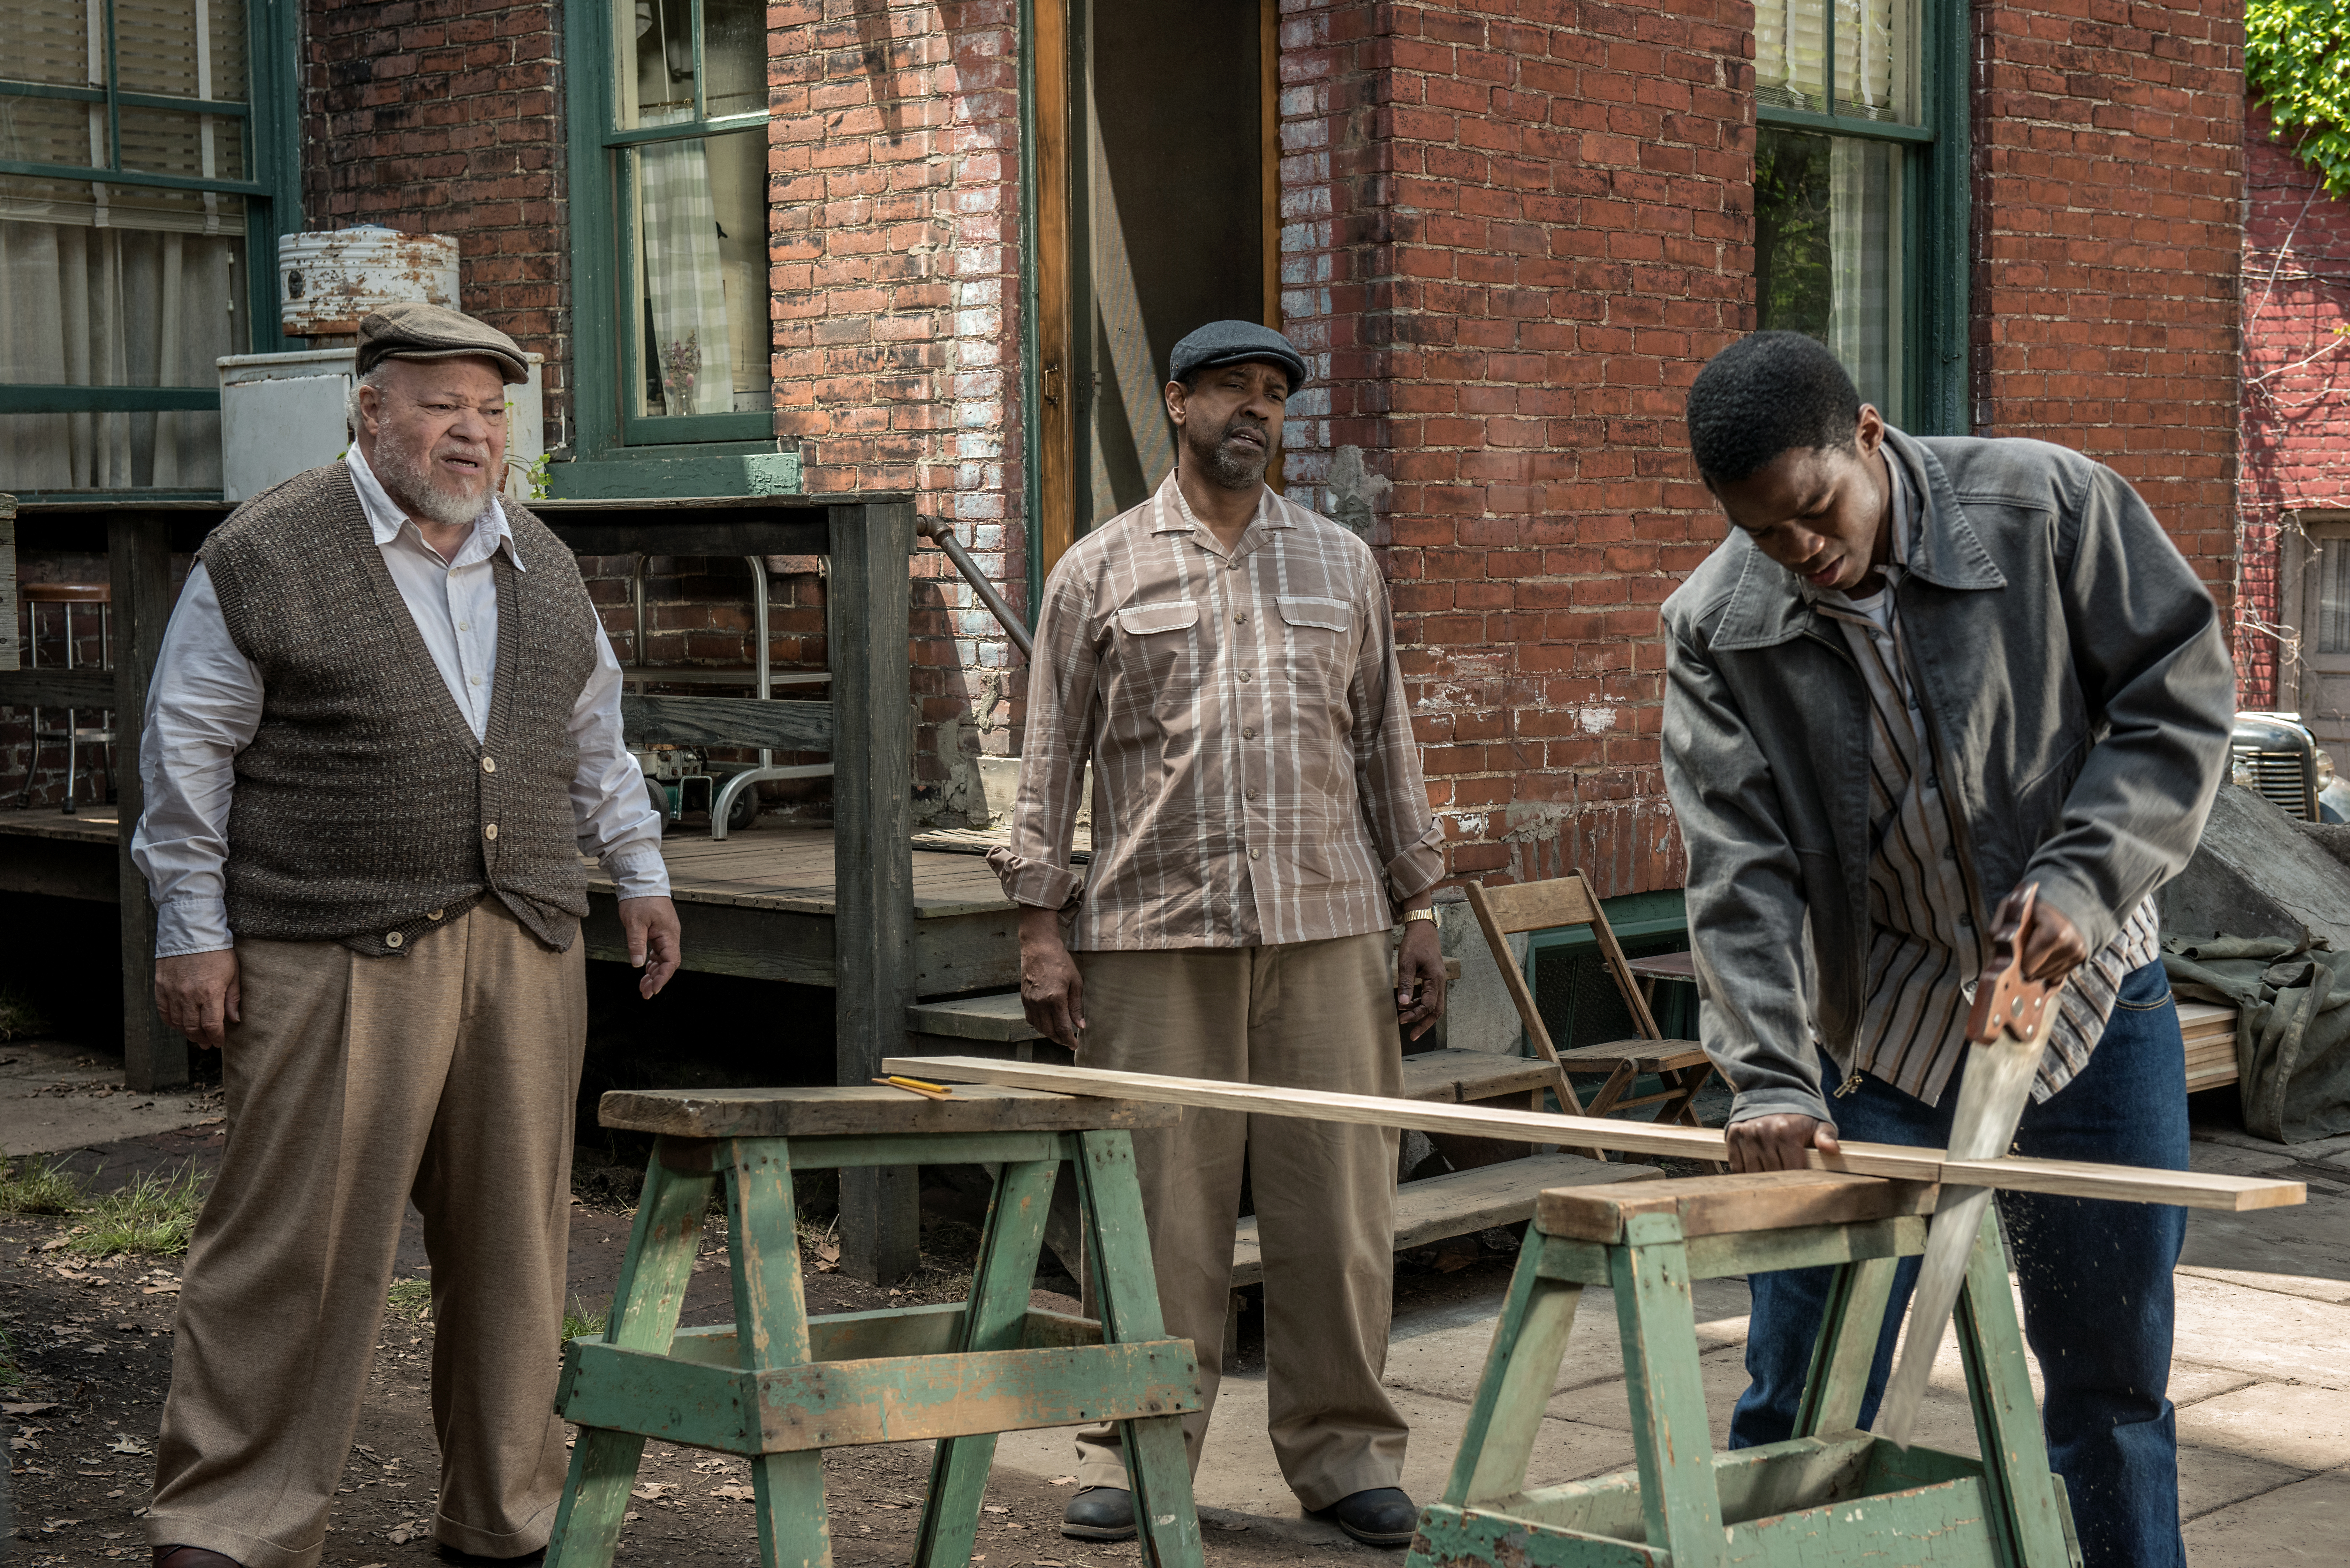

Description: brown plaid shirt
[990,472,1444,949]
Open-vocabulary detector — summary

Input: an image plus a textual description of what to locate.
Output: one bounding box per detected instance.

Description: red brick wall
[766,1,1028,823]
[1969,0,2243,609]
[300,0,572,440]
[1275,0,1752,898]
[2240,102,2350,708]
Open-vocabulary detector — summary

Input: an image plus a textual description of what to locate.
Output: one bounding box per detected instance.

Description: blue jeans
[1727,961,2188,1568]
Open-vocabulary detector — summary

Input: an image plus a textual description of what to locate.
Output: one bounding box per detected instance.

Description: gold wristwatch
[1402,908,1438,927]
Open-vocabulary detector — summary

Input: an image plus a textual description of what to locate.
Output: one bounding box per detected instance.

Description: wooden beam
[619,694,833,752]
[1033,0,1075,577]
[110,513,187,1092]
[883,1056,2307,1214]
[0,667,115,708]
[534,514,827,559]
[831,501,921,1283]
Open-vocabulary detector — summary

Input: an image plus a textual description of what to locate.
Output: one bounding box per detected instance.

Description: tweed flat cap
[1168,320,1308,390]
[357,303,530,385]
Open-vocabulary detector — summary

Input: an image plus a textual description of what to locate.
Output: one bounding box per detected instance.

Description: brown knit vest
[199,464,600,954]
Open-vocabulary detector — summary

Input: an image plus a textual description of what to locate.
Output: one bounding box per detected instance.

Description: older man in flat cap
[133,303,681,1568]
[992,320,1446,1548]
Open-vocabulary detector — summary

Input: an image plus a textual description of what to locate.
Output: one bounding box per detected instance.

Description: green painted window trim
[558,0,787,492]
[1755,0,1970,437]
[0,0,300,426]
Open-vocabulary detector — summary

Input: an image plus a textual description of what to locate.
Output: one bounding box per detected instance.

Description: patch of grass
[69,1162,208,1258]
[0,985,49,1042]
[0,1151,83,1216]
[387,1278,434,1321]
[563,1294,609,1341]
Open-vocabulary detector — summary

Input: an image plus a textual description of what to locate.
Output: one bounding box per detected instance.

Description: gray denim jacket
[1659,428,2236,1127]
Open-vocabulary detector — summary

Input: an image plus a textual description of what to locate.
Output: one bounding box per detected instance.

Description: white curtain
[1755,0,1909,120]
[636,112,734,418]
[0,218,237,490]
[1829,139,1900,413]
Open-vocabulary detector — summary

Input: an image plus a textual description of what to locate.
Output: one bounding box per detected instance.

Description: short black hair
[1684,332,1862,483]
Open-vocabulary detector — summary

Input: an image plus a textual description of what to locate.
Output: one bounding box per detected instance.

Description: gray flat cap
[1168,320,1307,390]
[357,302,530,385]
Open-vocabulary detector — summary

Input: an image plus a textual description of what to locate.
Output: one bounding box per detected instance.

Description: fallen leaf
[41,1519,82,1533]
[106,1434,152,1455]
[1049,1474,1078,1486]
[2,1402,59,1416]
[711,1482,755,1501]
[632,1482,678,1501]
[984,1505,1011,1514]
[623,1511,643,1523]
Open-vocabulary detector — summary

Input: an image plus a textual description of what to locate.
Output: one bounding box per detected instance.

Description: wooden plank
[620,693,833,752]
[1229,1151,1659,1288]
[583,891,835,985]
[0,832,119,901]
[831,500,921,1284]
[906,991,1035,1043]
[110,513,185,1092]
[0,497,14,672]
[885,1055,2309,1212]
[1033,0,1075,577]
[0,667,113,707]
[1540,1170,1938,1244]
[1399,1047,1560,1104]
[534,512,829,558]
[596,1083,1179,1139]
[557,1339,1201,1452]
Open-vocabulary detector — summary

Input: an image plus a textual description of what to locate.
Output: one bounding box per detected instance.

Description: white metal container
[277,227,461,337]
[218,349,546,504]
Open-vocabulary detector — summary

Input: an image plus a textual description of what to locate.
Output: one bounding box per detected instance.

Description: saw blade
[1876,1032,2043,1448]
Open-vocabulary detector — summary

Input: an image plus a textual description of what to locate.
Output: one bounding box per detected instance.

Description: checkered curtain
[635,110,735,418]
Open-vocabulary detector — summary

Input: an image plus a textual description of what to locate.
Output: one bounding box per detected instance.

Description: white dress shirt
[133,447,670,956]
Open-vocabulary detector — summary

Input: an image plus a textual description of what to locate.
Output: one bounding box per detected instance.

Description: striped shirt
[1810,459,2160,1107]
[989,471,1444,949]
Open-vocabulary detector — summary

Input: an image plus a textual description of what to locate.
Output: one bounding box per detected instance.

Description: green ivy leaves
[2249,0,2350,197]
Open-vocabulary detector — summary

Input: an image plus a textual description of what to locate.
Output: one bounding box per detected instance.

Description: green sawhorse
[1412,1169,2083,1568]
[544,1084,1207,1568]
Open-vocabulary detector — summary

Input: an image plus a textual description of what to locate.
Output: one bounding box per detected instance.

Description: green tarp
[2164,935,2350,1145]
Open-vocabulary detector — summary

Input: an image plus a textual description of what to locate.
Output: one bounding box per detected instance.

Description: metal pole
[916,518,1032,660]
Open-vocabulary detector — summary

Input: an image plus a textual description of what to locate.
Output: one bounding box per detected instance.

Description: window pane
[0,92,100,170]
[626,127,770,418]
[2318,535,2350,657]
[1755,127,1903,422]
[117,0,248,102]
[3,0,98,89]
[0,215,247,489]
[615,0,765,127]
[1755,0,1917,125]
[121,104,245,181]
[5,171,246,235]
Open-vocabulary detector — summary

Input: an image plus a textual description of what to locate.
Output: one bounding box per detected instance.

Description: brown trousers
[146,900,585,1568]
[1070,932,1407,1510]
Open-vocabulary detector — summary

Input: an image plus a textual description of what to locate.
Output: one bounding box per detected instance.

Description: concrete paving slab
[2196,1126,2350,1162]
[1383,1275,1750,1404]
[0,1037,222,1156]
[990,1382,1633,1547]
[2189,1141,2304,1176]
[2175,1442,2310,1523]
[2176,1263,2350,1305]
[2182,1467,2350,1561]
[2174,1382,2350,1474]
[2174,1273,2350,1389]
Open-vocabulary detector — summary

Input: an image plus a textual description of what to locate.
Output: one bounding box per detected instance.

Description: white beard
[372,434,493,529]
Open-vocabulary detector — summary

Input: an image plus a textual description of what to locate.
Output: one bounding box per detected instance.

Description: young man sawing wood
[1660,331,2234,1568]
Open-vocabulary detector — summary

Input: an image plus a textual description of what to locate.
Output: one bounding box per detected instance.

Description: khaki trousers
[146,900,585,1568]
[1070,932,1406,1510]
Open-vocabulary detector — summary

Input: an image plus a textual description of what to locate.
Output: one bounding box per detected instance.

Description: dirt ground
[4,1120,1497,1567]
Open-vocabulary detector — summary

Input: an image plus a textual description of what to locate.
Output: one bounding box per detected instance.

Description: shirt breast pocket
[1112,599,1204,694]
[1278,595,1354,694]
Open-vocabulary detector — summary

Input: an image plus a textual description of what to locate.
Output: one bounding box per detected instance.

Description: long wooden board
[884,1055,2307,1214]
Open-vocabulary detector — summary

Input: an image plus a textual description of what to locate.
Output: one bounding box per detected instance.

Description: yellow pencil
[874,1074,954,1099]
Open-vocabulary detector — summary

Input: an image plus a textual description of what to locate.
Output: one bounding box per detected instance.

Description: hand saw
[1876,882,2065,1449]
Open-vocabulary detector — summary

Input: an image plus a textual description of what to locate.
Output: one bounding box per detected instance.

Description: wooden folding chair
[1464,873,1718,1163]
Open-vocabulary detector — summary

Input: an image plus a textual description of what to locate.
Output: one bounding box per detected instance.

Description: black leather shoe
[435,1546,545,1565]
[1061,1485,1138,1541]
[153,1550,245,1568]
[1326,1486,1420,1548]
